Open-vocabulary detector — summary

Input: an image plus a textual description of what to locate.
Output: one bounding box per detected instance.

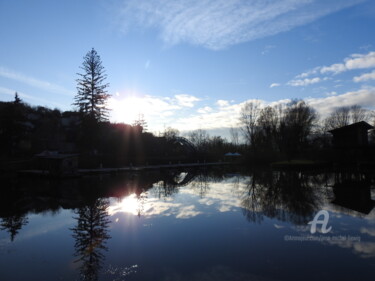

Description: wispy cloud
[270,83,281,88]
[115,0,362,50]
[0,86,63,106]
[175,94,200,107]
[197,106,213,114]
[0,66,73,96]
[354,70,375,82]
[216,99,230,107]
[287,77,321,87]
[296,51,375,78]
[261,45,276,55]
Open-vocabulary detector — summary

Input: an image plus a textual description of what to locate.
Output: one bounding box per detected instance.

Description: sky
[1,0,375,137]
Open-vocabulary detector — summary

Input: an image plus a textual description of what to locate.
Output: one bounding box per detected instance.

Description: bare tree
[187,129,210,150]
[239,101,261,145]
[163,127,179,140]
[324,105,371,131]
[278,100,317,159]
[350,105,371,123]
[256,106,280,149]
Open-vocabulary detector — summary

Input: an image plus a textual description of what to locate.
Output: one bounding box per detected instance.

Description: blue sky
[1,0,375,136]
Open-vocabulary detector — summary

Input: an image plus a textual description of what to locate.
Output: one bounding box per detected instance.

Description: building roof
[328,121,374,134]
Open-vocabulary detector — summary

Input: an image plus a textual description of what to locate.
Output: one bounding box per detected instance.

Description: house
[36,151,79,177]
[328,121,374,149]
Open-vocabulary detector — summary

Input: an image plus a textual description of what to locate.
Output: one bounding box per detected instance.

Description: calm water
[0,168,374,281]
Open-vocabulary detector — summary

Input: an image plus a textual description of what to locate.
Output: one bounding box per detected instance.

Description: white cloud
[306,87,375,117]
[110,87,375,134]
[174,94,200,107]
[354,70,375,82]
[296,51,375,79]
[0,66,73,96]
[296,67,321,79]
[320,63,347,74]
[270,83,281,88]
[197,106,213,114]
[346,52,375,70]
[115,0,362,50]
[325,91,337,96]
[216,99,230,107]
[176,205,202,219]
[287,77,321,87]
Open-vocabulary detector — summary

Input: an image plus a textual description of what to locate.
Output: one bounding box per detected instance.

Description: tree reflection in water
[0,213,28,241]
[71,198,111,281]
[241,170,326,225]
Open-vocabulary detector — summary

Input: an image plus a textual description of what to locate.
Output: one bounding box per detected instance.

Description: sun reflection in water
[108,193,149,217]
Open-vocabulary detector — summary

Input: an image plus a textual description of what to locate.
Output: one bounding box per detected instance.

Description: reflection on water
[71,198,111,281]
[0,213,28,242]
[0,168,374,280]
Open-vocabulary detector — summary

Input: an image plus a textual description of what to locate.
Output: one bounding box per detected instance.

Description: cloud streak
[287,77,321,87]
[0,86,63,106]
[270,83,280,88]
[354,70,375,82]
[0,66,73,96]
[295,51,375,79]
[116,0,362,50]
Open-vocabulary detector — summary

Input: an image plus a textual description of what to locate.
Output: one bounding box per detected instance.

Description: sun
[108,194,141,216]
[109,95,146,124]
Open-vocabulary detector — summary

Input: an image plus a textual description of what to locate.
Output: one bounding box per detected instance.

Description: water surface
[0,169,374,280]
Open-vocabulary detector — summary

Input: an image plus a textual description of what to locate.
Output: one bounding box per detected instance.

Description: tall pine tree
[74,48,110,122]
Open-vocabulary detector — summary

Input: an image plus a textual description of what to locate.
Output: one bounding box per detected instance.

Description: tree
[187,129,210,151]
[74,48,110,122]
[278,100,317,159]
[324,105,371,131]
[132,113,148,132]
[239,101,261,145]
[14,92,21,104]
[256,106,279,149]
[163,127,179,140]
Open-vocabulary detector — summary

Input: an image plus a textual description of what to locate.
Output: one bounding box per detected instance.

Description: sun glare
[108,194,142,216]
[109,95,146,124]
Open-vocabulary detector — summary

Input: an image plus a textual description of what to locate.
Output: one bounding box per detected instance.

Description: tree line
[1,48,374,167]
[237,100,375,163]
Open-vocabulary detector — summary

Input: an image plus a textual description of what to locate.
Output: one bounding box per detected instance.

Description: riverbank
[17,161,231,178]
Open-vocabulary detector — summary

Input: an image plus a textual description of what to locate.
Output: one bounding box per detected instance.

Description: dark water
[0,168,374,281]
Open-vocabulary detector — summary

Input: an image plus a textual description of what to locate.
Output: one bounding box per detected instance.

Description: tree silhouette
[239,101,261,145]
[324,105,371,131]
[14,92,21,104]
[71,198,111,281]
[0,214,28,242]
[278,100,317,160]
[74,48,110,122]
[132,113,148,132]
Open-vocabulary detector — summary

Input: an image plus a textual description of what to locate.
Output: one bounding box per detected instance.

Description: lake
[0,168,374,281]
